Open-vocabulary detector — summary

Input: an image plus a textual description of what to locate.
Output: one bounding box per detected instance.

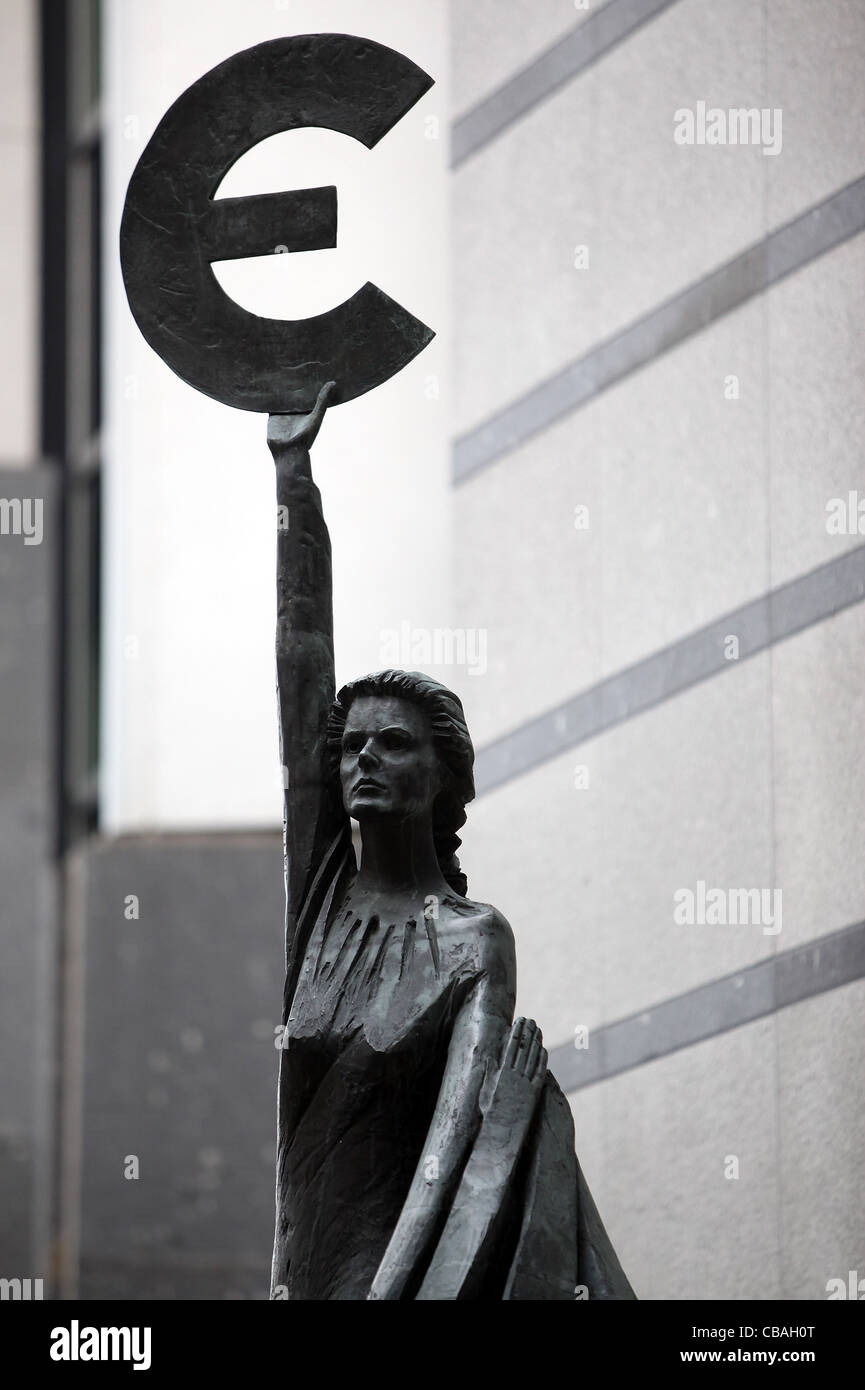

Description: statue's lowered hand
[482,1016,547,1124]
[411,1018,548,1300]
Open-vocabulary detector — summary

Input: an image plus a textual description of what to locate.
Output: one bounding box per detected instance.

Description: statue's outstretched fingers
[311,379,337,421]
[524,1022,543,1078]
[298,379,336,446]
[504,1017,525,1069]
[523,1030,539,1079]
[515,1017,536,1073]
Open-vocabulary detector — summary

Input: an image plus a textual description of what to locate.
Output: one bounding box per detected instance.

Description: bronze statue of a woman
[268,383,635,1301]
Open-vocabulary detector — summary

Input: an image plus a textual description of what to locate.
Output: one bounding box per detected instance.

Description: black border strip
[551,919,865,1093]
[454,176,865,484]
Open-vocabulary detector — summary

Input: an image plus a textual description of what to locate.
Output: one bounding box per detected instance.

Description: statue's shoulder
[475,900,514,941]
[444,894,510,930]
[445,897,515,968]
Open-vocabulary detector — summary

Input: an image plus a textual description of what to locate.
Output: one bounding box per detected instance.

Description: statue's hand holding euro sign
[266,382,337,453]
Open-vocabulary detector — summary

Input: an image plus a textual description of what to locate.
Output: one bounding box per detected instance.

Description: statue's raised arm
[267,382,345,978]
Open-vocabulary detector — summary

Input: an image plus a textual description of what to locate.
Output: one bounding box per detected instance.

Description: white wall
[102,0,450,831]
[451,0,865,1301]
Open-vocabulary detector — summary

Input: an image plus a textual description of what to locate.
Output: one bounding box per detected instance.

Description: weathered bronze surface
[268,387,635,1300]
[120,32,635,1302]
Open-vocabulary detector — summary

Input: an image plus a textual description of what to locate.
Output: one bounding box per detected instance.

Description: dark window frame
[41,0,102,853]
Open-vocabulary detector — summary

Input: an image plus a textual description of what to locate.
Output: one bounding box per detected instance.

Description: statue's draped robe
[269,455,635,1301]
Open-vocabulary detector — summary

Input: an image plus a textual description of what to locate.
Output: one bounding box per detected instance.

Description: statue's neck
[354,815,447,898]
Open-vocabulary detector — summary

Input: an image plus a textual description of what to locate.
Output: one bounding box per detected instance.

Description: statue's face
[340,695,441,821]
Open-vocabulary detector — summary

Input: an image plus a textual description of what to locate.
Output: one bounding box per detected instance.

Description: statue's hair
[326,669,475,897]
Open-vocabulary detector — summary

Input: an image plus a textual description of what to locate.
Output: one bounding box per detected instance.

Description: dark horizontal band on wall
[454,175,865,484]
[550,918,865,1094]
[475,544,865,796]
[451,0,682,168]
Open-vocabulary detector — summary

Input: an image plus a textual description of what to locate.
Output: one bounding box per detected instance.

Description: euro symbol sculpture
[120,33,435,413]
